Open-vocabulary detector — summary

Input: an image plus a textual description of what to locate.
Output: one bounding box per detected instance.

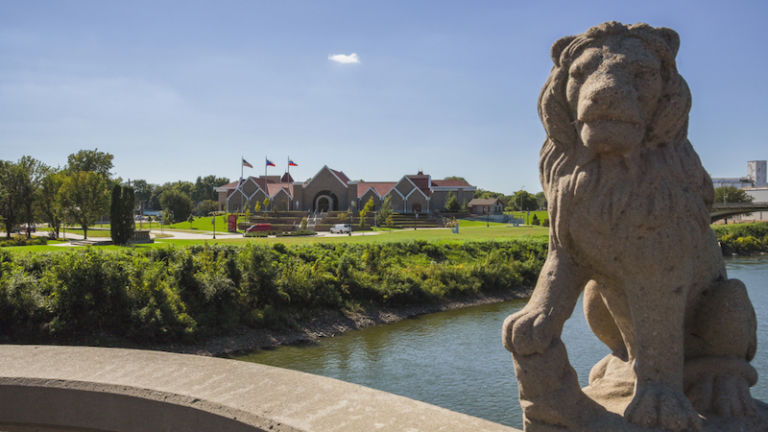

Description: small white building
[468,198,504,215]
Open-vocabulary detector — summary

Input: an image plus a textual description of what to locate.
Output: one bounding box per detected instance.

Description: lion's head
[538,22,712,244]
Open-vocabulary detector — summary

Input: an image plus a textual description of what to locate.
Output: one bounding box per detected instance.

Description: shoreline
[155,289,532,357]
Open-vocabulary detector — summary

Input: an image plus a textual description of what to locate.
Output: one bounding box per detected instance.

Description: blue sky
[1,1,766,194]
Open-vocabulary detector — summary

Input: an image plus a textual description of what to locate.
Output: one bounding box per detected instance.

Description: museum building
[215,165,476,214]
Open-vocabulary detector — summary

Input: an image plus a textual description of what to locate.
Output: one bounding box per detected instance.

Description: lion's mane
[537,22,713,248]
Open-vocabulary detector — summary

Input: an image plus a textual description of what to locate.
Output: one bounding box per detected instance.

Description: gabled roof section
[305,165,350,188]
[407,174,431,197]
[357,182,396,198]
[280,172,294,183]
[395,175,429,200]
[267,183,293,198]
[331,168,350,184]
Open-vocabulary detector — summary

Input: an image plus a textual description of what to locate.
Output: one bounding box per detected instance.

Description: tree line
[471,185,753,212]
[0,149,229,240]
[473,189,547,211]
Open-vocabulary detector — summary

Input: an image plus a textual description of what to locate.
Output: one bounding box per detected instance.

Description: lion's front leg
[685,278,758,418]
[502,247,586,355]
[503,247,606,431]
[623,277,702,431]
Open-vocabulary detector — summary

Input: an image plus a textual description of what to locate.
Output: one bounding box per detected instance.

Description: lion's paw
[502,307,557,355]
[625,383,702,431]
[687,373,756,418]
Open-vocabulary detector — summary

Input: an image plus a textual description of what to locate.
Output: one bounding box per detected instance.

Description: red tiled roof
[431,179,471,187]
[407,175,431,197]
[219,180,240,189]
[330,168,350,184]
[357,182,396,198]
[267,183,293,197]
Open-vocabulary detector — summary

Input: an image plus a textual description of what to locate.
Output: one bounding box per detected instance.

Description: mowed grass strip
[4,224,550,253]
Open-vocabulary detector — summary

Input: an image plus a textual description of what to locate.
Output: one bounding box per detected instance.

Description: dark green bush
[0,240,547,345]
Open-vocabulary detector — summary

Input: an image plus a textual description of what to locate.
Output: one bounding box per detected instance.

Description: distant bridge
[711,202,768,223]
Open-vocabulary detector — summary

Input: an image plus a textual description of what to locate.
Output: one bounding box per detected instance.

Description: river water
[237,257,768,429]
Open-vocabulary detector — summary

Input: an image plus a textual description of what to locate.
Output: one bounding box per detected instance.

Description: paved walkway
[6,229,384,246]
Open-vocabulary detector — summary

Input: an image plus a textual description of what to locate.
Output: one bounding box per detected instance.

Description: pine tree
[110,184,135,245]
[444,192,460,212]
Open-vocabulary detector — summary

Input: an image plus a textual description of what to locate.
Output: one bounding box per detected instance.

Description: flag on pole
[288,159,298,167]
[266,159,276,167]
[242,158,253,168]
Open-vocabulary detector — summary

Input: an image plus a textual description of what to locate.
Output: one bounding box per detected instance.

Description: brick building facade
[216,166,475,214]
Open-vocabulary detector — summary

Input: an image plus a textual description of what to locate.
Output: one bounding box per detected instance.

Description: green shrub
[0,235,47,247]
[713,223,768,255]
[0,240,547,345]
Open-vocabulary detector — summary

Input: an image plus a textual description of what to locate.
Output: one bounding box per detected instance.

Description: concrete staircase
[387,213,443,229]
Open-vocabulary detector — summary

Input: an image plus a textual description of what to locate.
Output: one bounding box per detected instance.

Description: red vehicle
[245,223,272,233]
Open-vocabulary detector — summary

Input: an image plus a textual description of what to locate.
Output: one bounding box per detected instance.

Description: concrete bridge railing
[711,201,768,222]
[0,345,520,432]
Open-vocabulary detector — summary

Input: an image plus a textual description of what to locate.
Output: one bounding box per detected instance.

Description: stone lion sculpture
[502,22,765,431]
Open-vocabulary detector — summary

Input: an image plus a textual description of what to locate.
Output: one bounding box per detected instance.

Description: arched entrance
[313,191,338,212]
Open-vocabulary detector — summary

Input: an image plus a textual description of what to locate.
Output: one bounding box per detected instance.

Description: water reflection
[237,257,768,428]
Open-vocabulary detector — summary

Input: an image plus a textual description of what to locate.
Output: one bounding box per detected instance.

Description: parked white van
[330,224,351,234]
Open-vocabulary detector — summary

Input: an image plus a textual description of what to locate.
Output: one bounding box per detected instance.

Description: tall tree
[132,179,154,213]
[0,160,22,238]
[714,186,754,204]
[60,171,109,240]
[535,192,548,210]
[0,157,45,238]
[507,190,538,211]
[193,175,230,203]
[66,149,114,179]
[38,169,66,239]
[16,156,46,238]
[159,189,193,223]
[110,184,135,245]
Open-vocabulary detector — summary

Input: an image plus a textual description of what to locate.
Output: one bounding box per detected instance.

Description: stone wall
[0,345,519,432]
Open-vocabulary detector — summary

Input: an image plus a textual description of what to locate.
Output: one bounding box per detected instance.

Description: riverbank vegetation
[0,240,546,346]
[713,222,768,255]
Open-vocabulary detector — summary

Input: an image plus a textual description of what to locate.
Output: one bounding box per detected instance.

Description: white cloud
[328,53,360,64]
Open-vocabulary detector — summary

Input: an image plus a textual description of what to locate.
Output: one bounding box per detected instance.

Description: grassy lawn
[165,214,240,234]
[506,211,549,225]
[3,225,549,253]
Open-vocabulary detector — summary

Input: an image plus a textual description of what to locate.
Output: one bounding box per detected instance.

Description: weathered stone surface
[0,345,520,432]
[502,21,767,431]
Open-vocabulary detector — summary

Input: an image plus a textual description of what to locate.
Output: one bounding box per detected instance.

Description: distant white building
[711,160,767,189]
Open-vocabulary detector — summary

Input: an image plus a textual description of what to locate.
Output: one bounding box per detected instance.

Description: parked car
[330,224,351,234]
[245,223,272,234]
[18,223,36,233]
